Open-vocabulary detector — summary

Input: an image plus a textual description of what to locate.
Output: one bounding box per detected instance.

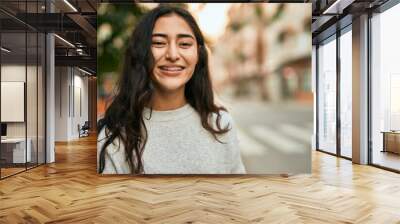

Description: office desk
[381,131,400,154]
[1,138,32,163]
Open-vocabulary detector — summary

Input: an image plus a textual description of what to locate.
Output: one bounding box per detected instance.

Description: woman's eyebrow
[152,33,195,40]
[177,34,195,40]
[152,33,167,38]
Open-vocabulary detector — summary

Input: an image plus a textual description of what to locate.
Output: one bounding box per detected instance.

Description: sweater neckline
[143,104,195,122]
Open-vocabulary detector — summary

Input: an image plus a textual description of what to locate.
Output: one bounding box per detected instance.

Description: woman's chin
[156,82,185,93]
[153,76,187,92]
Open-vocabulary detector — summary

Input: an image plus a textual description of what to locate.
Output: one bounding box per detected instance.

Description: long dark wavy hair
[98,5,230,174]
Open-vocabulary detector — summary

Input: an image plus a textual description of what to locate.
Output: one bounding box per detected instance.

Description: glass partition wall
[316,26,353,159]
[316,0,400,173]
[317,35,337,155]
[339,27,352,159]
[0,30,27,177]
[0,1,46,179]
[370,3,400,172]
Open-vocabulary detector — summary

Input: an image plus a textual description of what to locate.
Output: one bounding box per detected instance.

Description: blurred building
[211,3,312,102]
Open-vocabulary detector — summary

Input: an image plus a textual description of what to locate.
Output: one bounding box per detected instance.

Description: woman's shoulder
[97,125,112,144]
[210,109,235,129]
[97,125,123,155]
[97,125,107,140]
[97,118,108,141]
[97,125,130,174]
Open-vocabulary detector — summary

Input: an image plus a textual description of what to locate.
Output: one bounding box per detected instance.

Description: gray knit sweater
[97,104,246,174]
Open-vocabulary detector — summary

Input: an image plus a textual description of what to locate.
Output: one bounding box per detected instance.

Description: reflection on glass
[318,37,337,154]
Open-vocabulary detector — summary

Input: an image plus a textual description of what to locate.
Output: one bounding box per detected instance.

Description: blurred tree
[97,3,148,85]
[97,3,148,116]
[254,3,268,100]
[159,3,188,10]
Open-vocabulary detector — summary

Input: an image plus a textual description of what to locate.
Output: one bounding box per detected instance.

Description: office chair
[79,121,90,138]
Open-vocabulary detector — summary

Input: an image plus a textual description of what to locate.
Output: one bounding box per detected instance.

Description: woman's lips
[158,65,185,76]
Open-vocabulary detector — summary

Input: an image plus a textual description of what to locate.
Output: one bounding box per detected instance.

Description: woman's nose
[165,43,179,61]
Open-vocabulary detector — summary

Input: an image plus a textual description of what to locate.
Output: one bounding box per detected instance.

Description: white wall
[55,67,69,141]
[70,71,89,139]
[55,67,89,141]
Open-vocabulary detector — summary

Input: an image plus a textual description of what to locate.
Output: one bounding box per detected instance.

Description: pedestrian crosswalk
[236,128,267,156]
[229,101,313,173]
[247,125,309,154]
[278,123,312,143]
[237,123,312,156]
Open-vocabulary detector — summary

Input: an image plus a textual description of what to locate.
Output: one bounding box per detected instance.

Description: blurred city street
[97,3,314,174]
[226,98,313,174]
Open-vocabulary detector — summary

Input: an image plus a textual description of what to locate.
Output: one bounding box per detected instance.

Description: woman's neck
[151,89,187,111]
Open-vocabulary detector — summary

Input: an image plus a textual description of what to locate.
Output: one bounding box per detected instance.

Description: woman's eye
[152,41,166,47]
[179,42,193,48]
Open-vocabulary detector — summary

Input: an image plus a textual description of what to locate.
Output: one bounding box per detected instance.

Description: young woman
[97,5,246,174]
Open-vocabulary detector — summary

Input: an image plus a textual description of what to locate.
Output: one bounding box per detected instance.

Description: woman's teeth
[160,66,184,71]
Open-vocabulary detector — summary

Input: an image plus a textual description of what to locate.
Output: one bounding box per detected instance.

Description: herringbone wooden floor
[1,135,400,223]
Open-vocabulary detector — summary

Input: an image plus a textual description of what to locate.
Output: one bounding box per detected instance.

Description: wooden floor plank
[0,135,399,223]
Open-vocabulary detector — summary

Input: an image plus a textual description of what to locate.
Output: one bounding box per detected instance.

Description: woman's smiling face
[150,13,199,93]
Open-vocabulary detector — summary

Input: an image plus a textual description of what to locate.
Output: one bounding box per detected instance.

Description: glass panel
[27,30,38,169]
[35,0,46,165]
[317,37,337,154]
[312,46,317,150]
[1,19,27,177]
[0,1,46,178]
[26,0,39,170]
[371,4,400,171]
[38,32,45,165]
[340,29,352,158]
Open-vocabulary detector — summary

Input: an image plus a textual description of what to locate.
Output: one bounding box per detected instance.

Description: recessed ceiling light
[322,0,354,15]
[78,67,92,76]
[1,47,11,53]
[54,34,75,48]
[63,0,78,12]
